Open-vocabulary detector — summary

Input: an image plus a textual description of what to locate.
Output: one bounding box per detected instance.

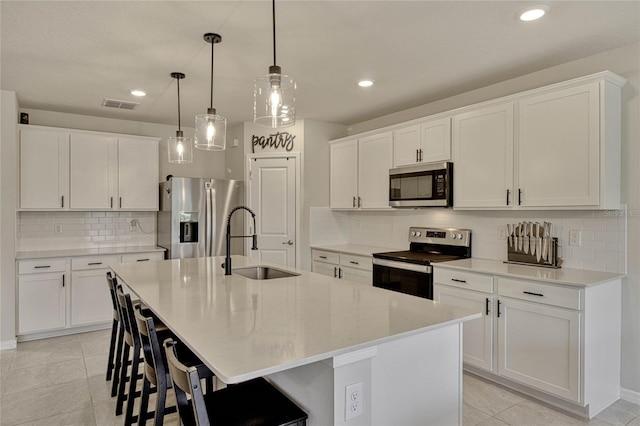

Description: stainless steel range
[372,227,472,299]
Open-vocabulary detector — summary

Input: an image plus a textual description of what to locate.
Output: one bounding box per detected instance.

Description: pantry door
[247,154,299,268]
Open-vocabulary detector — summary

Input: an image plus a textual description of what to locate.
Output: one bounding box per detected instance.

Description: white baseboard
[0,339,17,350]
[621,387,640,405]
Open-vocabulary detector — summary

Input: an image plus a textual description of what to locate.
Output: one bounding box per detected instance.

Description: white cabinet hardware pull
[523,291,544,297]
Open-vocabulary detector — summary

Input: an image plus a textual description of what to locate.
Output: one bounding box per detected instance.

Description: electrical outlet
[569,230,582,246]
[497,226,507,240]
[345,382,363,421]
[54,223,63,234]
[129,219,138,232]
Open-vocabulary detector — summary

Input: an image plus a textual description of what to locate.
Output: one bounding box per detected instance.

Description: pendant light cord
[210,39,215,109]
[176,77,182,132]
[272,0,277,67]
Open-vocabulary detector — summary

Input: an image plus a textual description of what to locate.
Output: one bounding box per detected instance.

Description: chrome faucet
[224,206,258,275]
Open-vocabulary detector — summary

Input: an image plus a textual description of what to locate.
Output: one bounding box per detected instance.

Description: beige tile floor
[1,329,639,425]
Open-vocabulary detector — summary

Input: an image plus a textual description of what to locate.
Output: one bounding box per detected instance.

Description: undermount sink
[232,266,300,280]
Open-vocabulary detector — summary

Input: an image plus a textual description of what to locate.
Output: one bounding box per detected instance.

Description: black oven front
[372,258,433,300]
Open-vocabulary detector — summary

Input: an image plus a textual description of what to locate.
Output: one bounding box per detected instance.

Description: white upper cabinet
[330,132,393,210]
[70,133,117,209]
[118,137,159,210]
[19,127,70,210]
[19,125,160,211]
[358,132,393,209]
[517,82,600,208]
[330,138,359,209]
[453,72,624,210]
[453,102,514,208]
[393,117,451,167]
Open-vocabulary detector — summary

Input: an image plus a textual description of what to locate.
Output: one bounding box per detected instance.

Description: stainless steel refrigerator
[157,177,245,259]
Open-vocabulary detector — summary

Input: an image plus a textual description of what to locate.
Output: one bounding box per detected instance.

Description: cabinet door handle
[88,262,103,266]
[506,189,510,206]
[137,258,150,262]
[357,197,362,208]
[451,278,467,283]
[62,274,65,287]
[416,149,420,163]
[518,189,522,205]
[419,149,423,162]
[61,195,64,208]
[352,196,356,208]
[110,197,113,208]
[349,261,359,265]
[119,197,122,208]
[497,299,501,318]
[34,265,51,269]
[338,268,343,279]
[486,297,490,315]
[319,255,327,259]
[334,266,337,278]
[523,291,544,297]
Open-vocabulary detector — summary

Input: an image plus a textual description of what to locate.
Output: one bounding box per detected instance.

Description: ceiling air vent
[102,98,140,110]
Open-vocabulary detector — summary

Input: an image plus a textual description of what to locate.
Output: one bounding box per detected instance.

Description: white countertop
[310,243,396,257]
[15,245,165,260]
[111,255,479,384]
[434,258,626,287]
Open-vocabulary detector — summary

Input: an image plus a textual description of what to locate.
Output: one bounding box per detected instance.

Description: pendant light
[194,33,226,151]
[167,72,193,164]
[254,0,296,128]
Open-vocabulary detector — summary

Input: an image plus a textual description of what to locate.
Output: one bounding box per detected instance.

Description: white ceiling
[1,1,639,128]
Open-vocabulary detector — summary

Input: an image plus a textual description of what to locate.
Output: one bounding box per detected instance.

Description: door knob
[282,240,294,245]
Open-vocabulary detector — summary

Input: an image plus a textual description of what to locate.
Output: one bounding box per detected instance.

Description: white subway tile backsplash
[310,208,627,273]
[17,211,156,251]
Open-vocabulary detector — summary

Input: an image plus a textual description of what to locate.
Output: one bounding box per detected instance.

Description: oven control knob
[451,233,456,239]
[411,231,416,237]
[457,233,463,240]
[415,231,422,237]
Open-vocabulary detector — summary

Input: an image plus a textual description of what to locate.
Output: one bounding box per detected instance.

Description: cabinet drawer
[71,256,119,271]
[340,253,371,271]
[18,258,67,274]
[312,250,339,264]
[497,278,581,310]
[434,268,494,294]
[121,252,164,263]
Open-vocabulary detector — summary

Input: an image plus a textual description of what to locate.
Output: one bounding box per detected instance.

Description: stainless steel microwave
[389,161,453,207]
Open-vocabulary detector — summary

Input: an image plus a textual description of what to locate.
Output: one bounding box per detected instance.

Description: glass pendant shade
[194,107,227,150]
[254,65,296,128]
[168,131,193,164]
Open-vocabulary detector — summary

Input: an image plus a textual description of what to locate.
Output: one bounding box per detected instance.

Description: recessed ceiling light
[358,80,374,88]
[519,5,549,21]
[130,90,146,97]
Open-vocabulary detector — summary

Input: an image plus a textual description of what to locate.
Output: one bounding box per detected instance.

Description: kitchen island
[111,255,480,425]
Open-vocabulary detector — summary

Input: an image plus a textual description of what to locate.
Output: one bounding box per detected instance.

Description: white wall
[0,91,18,348]
[333,42,640,397]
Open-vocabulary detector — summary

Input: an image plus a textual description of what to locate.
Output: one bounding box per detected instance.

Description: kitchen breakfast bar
[111,255,480,425]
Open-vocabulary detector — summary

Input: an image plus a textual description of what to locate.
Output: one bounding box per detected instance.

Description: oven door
[372,258,433,300]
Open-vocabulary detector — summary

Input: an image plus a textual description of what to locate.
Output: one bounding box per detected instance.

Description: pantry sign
[251,131,296,153]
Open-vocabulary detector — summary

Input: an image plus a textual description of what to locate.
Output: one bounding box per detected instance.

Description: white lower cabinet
[497,296,580,402]
[433,285,494,371]
[311,249,372,285]
[18,272,67,334]
[434,265,621,418]
[17,250,163,338]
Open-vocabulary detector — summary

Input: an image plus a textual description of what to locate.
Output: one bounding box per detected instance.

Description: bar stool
[135,306,214,426]
[105,272,124,398]
[164,338,308,426]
